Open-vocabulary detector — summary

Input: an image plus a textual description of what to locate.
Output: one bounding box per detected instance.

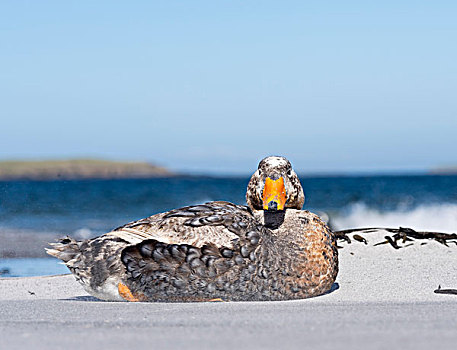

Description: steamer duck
[47,156,338,301]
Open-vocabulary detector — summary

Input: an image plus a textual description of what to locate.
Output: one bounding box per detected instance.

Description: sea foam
[332,202,457,233]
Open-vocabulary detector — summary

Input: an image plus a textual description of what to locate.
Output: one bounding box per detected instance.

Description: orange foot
[118,283,144,302]
[208,298,225,302]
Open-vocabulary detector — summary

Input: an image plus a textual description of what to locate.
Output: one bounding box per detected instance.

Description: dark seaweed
[335,227,457,249]
[434,285,457,295]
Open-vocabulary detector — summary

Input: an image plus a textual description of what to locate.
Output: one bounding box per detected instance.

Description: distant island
[0,159,172,180]
[429,166,457,175]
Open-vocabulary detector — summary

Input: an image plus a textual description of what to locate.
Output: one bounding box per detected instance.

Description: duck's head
[246,156,305,211]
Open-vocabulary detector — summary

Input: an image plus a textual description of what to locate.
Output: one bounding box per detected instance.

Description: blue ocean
[1,175,457,277]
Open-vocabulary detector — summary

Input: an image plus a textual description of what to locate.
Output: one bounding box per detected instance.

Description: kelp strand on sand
[335,227,457,249]
[335,227,457,296]
[434,285,457,295]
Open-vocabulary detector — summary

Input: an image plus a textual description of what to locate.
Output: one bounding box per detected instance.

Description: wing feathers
[107,201,253,248]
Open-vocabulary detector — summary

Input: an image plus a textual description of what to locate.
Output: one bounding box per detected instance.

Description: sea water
[1,175,457,276]
[0,258,69,277]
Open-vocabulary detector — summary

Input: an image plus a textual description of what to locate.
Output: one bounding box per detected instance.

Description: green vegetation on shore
[0,159,172,180]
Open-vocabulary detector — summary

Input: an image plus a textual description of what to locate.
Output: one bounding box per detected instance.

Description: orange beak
[262,177,287,210]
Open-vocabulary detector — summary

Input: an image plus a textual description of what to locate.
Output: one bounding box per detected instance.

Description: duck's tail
[46,236,81,263]
[46,236,129,301]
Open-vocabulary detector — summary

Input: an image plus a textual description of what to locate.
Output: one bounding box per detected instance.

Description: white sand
[1,229,457,349]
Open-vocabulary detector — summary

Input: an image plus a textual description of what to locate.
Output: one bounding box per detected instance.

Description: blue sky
[1,1,456,174]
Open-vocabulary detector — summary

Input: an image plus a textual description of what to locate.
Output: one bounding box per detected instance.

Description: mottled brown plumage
[47,156,338,301]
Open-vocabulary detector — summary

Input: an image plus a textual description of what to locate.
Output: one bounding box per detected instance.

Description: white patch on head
[262,156,288,168]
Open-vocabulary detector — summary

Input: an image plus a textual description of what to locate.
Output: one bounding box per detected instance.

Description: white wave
[331,202,457,233]
[74,227,93,239]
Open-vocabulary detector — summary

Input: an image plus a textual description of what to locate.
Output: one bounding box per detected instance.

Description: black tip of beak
[269,173,281,181]
[268,201,278,211]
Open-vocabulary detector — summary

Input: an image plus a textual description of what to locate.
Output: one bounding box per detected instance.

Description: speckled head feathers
[246,156,305,211]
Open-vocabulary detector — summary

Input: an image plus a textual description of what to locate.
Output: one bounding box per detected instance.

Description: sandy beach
[1,229,457,350]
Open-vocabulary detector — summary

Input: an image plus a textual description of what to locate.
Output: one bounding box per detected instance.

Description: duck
[47,156,338,302]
